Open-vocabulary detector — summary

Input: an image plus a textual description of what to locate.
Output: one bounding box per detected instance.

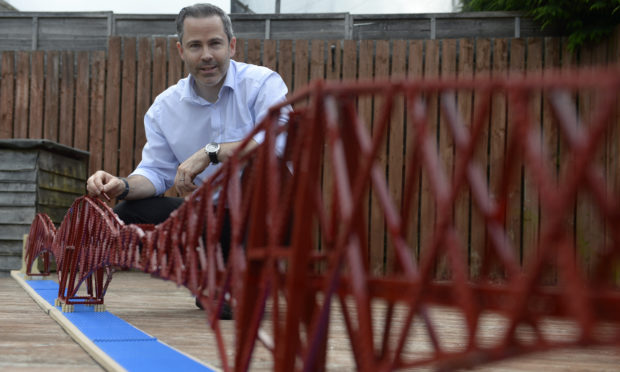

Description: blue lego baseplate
[22,276,216,372]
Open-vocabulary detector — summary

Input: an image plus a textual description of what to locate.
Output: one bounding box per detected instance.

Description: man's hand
[86,170,126,200]
[175,147,210,196]
[174,139,259,196]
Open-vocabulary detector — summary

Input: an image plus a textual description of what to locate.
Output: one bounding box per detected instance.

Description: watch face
[206,143,219,153]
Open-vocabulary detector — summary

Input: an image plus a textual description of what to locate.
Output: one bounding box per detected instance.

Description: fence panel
[0,35,617,277]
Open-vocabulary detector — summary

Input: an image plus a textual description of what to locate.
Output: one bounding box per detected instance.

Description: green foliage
[461,0,620,50]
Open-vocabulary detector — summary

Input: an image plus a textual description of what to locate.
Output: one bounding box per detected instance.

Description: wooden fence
[0,33,619,276]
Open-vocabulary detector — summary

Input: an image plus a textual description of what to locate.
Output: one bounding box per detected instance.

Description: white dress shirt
[130,60,289,196]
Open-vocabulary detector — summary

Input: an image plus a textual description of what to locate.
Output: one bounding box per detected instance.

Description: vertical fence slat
[263,39,277,71]
[135,37,152,168]
[89,51,106,174]
[471,38,491,278]
[559,39,577,271]
[168,37,183,87]
[104,36,122,176]
[609,29,620,256]
[576,42,594,272]
[44,51,59,142]
[165,38,181,197]
[59,51,75,146]
[152,37,167,100]
[420,39,440,275]
[370,40,389,275]
[233,39,246,62]
[310,40,324,82]
[540,37,561,284]
[293,39,309,94]
[73,51,90,151]
[278,40,293,93]
[488,38,508,279]
[235,38,246,62]
[14,51,29,139]
[576,41,606,276]
[247,39,261,66]
[456,38,475,277]
[406,40,424,261]
[321,39,342,261]
[310,39,326,267]
[593,40,609,270]
[507,38,525,264]
[0,52,15,139]
[386,39,407,274]
[29,51,44,139]
[358,40,374,267]
[341,40,356,81]
[522,37,542,266]
[436,39,457,279]
[119,38,137,177]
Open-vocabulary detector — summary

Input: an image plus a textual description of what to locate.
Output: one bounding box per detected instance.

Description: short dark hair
[176,3,234,44]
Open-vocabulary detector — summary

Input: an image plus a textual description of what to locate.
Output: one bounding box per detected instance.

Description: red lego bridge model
[24,70,620,371]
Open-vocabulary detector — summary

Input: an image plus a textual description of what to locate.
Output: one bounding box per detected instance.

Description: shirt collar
[181,60,237,103]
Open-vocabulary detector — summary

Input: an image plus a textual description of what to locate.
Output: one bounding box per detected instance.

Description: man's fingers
[175,180,197,197]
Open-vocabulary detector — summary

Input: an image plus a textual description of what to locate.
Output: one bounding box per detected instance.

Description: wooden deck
[2,271,619,371]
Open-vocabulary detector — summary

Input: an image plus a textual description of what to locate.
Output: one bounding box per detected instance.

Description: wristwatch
[205,142,220,164]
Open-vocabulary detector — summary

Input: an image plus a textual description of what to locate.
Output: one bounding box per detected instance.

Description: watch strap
[117,177,130,200]
[208,150,219,164]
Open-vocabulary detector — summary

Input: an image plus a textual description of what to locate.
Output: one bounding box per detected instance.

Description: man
[87,3,288,221]
[85,3,290,316]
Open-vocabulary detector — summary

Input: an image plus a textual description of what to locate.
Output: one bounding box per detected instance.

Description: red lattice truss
[24,69,620,371]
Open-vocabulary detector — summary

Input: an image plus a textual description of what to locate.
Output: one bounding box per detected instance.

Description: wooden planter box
[0,139,88,275]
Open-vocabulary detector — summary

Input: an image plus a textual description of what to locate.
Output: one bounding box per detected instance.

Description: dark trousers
[113,197,231,262]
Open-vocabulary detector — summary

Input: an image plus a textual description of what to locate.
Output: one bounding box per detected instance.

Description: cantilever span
[23,71,620,371]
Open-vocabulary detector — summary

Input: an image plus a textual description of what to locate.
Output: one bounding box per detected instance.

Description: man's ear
[229,37,237,58]
[176,40,184,59]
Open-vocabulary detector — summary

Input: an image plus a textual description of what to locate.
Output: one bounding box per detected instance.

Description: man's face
[177,15,236,99]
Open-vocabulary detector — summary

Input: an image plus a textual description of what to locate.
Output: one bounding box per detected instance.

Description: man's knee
[113,197,184,225]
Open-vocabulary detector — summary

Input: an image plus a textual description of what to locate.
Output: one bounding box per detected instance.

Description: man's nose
[200,47,213,60]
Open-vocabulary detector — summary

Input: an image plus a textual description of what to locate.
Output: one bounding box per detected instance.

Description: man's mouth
[200,65,217,73]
